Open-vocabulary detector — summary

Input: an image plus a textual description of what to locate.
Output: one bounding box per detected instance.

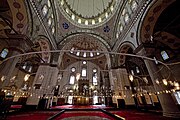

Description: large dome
[59,0,120,28]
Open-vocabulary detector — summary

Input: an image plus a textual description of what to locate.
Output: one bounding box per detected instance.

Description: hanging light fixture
[129,74,134,82]
[143,77,148,84]
[176,86,180,90]
[168,81,174,86]
[162,79,168,86]
[10,76,16,82]
[174,82,179,87]
[1,75,6,82]
[58,73,62,80]
[24,74,30,81]
[76,72,80,81]
[155,79,160,84]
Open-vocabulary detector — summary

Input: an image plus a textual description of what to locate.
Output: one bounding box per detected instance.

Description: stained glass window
[69,75,75,84]
[82,68,87,77]
[161,51,169,60]
[0,48,9,58]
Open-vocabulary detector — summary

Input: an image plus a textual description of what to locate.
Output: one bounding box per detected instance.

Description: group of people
[0,90,13,119]
[38,94,53,110]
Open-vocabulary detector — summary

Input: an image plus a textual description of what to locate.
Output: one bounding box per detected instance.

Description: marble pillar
[26,65,59,105]
[138,48,180,118]
[0,36,33,89]
[0,51,20,89]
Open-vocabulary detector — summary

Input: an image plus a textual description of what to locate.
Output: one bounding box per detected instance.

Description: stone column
[0,51,21,88]
[26,65,59,106]
[0,35,33,89]
[137,47,180,118]
[115,68,134,106]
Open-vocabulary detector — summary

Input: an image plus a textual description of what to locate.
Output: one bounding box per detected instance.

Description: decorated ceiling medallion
[62,22,69,29]
[104,25,110,32]
[62,34,108,59]
[69,40,103,59]
[59,0,119,28]
[65,0,112,18]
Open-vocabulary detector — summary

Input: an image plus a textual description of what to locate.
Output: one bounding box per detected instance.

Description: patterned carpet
[55,111,114,120]
[51,105,113,109]
[6,109,179,120]
[6,111,58,120]
[110,110,175,120]
[60,116,110,120]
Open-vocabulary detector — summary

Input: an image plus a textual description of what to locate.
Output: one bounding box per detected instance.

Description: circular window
[71,67,76,72]
[82,61,87,64]
[93,69,97,73]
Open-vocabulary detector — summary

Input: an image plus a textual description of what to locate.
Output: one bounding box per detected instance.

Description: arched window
[68,96,73,104]
[161,50,169,60]
[52,26,55,34]
[28,66,33,72]
[136,66,140,73]
[83,52,87,57]
[69,75,75,84]
[124,13,129,23]
[122,9,126,16]
[93,96,98,104]
[39,1,56,36]
[93,69,98,85]
[70,47,74,53]
[90,52,94,57]
[42,4,48,16]
[47,0,51,8]
[22,62,27,70]
[22,62,33,73]
[118,23,123,33]
[76,51,80,56]
[48,17,52,26]
[81,68,87,77]
[71,67,76,72]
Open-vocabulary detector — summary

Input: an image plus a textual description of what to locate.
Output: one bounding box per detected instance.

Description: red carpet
[110,110,172,120]
[6,109,176,120]
[55,111,115,120]
[51,105,113,109]
[7,111,58,120]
